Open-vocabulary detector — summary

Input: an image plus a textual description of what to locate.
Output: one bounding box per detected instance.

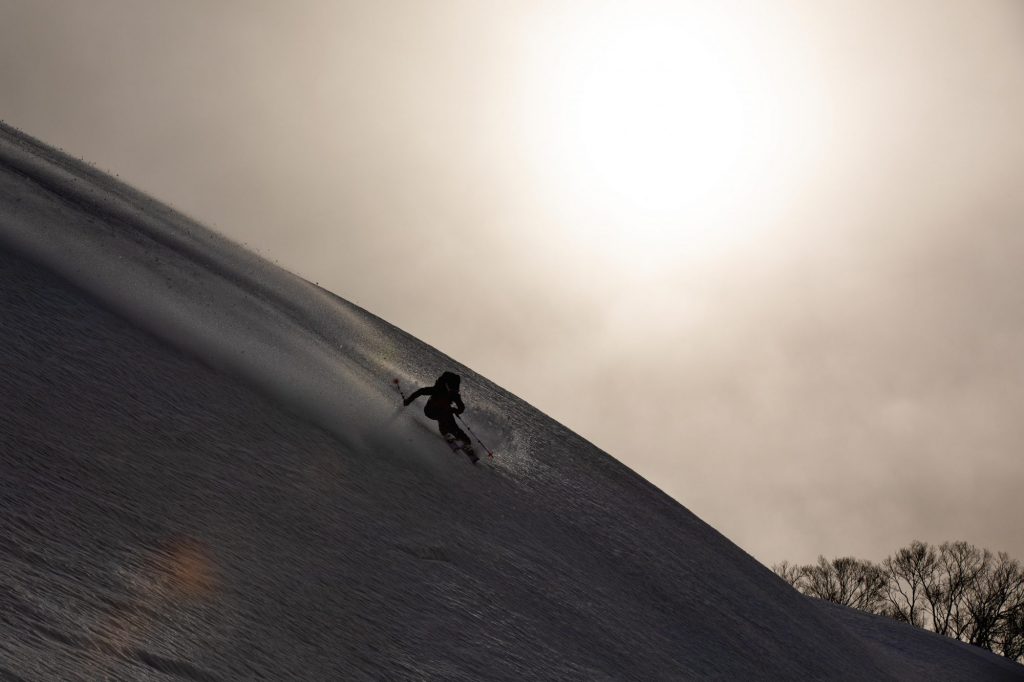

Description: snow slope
[0,122,1020,680]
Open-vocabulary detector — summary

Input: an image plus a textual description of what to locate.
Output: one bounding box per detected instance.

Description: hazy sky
[3,0,1023,565]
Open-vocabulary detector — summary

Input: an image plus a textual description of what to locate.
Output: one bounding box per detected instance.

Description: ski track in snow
[1,122,1022,680]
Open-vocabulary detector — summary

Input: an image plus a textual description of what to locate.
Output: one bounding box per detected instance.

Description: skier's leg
[451,424,470,446]
[437,414,457,437]
[438,415,476,462]
[451,424,477,461]
[437,415,460,448]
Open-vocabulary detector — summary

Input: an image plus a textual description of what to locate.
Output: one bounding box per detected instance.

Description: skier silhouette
[403,371,478,463]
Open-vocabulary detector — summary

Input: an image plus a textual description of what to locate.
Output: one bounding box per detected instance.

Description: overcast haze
[2,0,1023,565]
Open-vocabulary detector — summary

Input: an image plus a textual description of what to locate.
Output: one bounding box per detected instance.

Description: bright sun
[527,4,811,262]
[569,25,746,213]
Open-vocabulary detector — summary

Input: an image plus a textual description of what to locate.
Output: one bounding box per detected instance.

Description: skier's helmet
[439,371,461,392]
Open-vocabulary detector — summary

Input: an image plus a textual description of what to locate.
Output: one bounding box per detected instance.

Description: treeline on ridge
[773,540,1024,664]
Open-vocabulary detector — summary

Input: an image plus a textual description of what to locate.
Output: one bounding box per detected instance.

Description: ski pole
[457,413,494,459]
[392,378,407,403]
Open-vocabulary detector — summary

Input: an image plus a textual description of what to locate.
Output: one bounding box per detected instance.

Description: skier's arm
[452,394,465,414]
[403,386,434,406]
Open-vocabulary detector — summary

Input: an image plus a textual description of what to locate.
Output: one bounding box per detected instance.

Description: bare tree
[925,541,990,639]
[881,541,937,628]
[771,560,806,590]
[961,551,1024,653]
[996,602,1024,663]
[801,556,887,614]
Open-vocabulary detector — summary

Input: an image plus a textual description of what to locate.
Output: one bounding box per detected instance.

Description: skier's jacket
[405,371,464,420]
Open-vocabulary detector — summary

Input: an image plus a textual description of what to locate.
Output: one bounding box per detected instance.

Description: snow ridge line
[0,122,364,354]
[0,123,396,456]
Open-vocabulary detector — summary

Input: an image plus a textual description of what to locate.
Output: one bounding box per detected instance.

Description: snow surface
[0,122,1021,680]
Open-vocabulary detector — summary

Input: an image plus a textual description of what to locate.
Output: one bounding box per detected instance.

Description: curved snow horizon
[1,122,1020,679]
